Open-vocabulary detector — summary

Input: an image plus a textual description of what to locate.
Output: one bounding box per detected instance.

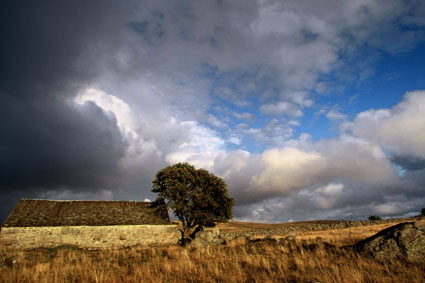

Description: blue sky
[1,0,425,222]
[198,39,425,153]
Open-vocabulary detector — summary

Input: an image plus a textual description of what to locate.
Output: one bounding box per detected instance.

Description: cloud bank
[1,0,425,222]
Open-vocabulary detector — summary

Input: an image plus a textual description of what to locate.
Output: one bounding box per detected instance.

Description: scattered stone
[1,256,18,267]
[354,222,425,262]
[264,235,278,242]
[284,235,296,241]
[302,242,336,252]
[315,237,325,242]
[247,237,265,243]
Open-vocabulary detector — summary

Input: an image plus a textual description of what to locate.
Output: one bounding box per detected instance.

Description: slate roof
[1,199,170,227]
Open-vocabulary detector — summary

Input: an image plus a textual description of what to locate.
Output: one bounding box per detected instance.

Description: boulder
[191,226,224,246]
[354,222,425,262]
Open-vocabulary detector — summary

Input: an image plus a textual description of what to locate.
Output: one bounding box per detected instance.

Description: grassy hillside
[1,219,424,282]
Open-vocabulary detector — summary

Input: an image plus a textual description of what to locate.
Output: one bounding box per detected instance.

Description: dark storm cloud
[0,0,123,95]
[0,1,129,221]
[0,96,126,190]
[392,155,425,172]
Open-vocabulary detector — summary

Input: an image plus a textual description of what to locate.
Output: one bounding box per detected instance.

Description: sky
[1,0,425,223]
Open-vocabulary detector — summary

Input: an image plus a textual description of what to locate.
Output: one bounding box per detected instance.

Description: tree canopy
[152,163,234,245]
[368,215,381,221]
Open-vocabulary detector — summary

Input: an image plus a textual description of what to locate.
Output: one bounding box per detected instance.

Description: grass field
[1,219,424,282]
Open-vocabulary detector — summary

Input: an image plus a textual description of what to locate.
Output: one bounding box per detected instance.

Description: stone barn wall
[1,199,223,249]
[1,225,222,249]
[1,225,180,249]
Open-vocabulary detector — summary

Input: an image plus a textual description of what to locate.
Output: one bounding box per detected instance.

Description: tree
[152,163,234,246]
[421,208,425,217]
[368,215,381,221]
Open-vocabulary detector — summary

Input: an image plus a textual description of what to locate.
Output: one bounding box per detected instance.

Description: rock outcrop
[354,222,425,262]
[191,226,224,246]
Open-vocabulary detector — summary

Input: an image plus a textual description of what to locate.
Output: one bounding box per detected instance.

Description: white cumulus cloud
[350,90,425,158]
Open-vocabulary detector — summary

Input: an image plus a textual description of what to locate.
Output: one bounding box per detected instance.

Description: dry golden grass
[296,222,410,246]
[1,220,424,283]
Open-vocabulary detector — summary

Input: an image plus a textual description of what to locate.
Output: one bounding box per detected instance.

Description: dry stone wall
[1,225,180,249]
[220,218,410,240]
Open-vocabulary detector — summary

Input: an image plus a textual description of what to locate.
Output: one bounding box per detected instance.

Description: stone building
[0,199,180,248]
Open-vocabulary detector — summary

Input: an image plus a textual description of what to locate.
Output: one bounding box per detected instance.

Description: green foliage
[368,215,381,221]
[152,163,234,245]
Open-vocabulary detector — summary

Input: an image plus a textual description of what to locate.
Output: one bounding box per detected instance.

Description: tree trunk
[178,225,203,246]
